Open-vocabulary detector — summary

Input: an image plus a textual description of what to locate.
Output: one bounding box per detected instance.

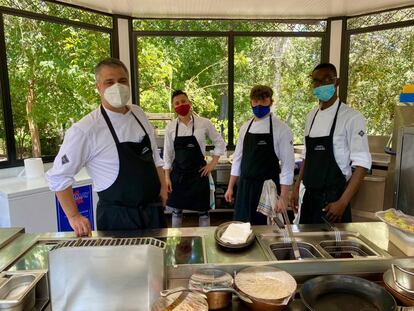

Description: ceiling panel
[58,0,414,19]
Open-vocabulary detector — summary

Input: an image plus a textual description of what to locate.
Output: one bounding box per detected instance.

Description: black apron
[234,114,281,225]
[299,102,351,224]
[96,105,166,230]
[167,117,210,212]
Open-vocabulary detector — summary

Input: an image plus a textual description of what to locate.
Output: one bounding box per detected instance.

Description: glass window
[136,36,228,142]
[0,0,112,28]
[4,14,111,159]
[347,26,414,136]
[234,36,322,143]
[347,7,414,30]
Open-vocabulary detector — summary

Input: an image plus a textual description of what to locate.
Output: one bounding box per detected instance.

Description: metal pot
[234,266,296,311]
[189,269,234,310]
[301,275,396,311]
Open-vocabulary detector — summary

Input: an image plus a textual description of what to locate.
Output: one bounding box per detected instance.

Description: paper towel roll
[24,158,45,179]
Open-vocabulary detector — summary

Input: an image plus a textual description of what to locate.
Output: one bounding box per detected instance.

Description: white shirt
[46,105,163,192]
[230,113,295,186]
[301,99,372,180]
[163,115,226,169]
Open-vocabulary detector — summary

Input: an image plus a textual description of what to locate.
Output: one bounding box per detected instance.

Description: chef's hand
[199,162,215,177]
[68,214,91,237]
[165,175,173,193]
[224,188,234,203]
[323,200,347,223]
[290,186,300,213]
[275,195,288,213]
[159,185,168,207]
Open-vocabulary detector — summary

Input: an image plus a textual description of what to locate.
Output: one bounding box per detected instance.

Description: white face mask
[103,83,130,108]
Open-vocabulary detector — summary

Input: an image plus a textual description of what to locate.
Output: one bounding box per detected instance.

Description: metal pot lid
[234,266,297,301]
[383,269,414,300]
[189,268,233,290]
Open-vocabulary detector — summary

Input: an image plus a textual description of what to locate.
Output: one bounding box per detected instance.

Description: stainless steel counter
[0,223,413,310]
[0,227,24,249]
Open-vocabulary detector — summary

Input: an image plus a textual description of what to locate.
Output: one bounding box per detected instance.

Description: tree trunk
[26,79,41,157]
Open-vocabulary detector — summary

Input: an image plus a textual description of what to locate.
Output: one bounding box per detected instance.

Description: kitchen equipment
[234,266,296,311]
[301,275,396,311]
[388,226,414,256]
[281,207,301,260]
[0,271,47,311]
[49,237,166,311]
[394,126,414,216]
[152,290,208,311]
[321,215,341,243]
[189,268,234,310]
[384,268,414,306]
[392,264,414,294]
[215,221,255,250]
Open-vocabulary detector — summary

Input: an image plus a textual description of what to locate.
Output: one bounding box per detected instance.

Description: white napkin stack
[220,223,252,244]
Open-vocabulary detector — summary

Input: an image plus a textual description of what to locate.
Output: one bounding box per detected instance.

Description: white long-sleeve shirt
[301,99,372,180]
[163,115,226,169]
[230,113,295,186]
[46,105,163,192]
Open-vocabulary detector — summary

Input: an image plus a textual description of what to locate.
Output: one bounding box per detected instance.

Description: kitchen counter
[0,223,413,310]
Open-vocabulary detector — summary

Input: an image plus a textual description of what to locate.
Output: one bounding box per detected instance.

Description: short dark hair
[250,85,273,101]
[171,90,188,101]
[95,58,129,80]
[312,63,337,77]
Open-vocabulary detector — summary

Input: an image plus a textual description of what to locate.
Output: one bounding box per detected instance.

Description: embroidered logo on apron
[257,140,267,145]
[314,145,326,151]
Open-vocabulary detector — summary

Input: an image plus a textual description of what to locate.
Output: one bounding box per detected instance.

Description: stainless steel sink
[258,231,389,261]
[319,240,377,258]
[270,242,324,260]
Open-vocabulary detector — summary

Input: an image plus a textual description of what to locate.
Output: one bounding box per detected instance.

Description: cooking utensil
[281,207,301,260]
[321,215,341,244]
[214,221,255,250]
[152,290,208,311]
[384,269,414,306]
[301,275,396,311]
[392,264,414,294]
[189,268,244,309]
[234,266,296,311]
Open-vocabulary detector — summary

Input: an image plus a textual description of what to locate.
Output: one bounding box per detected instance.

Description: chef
[164,90,226,227]
[291,63,372,224]
[46,58,167,236]
[224,85,295,224]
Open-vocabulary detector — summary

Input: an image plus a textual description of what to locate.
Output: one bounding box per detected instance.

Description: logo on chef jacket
[314,145,326,151]
[61,154,69,165]
[141,146,150,155]
[186,143,195,148]
[257,140,267,145]
[358,130,365,137]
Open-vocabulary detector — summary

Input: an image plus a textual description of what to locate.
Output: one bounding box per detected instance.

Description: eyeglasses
[311,76,337,87]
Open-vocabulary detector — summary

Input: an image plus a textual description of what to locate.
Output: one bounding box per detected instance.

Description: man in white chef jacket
[291,63,372,224]
[47,58,167,236]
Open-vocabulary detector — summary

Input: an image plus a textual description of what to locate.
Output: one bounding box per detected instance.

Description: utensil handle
[281,207,301,260]
[391,264,414,294]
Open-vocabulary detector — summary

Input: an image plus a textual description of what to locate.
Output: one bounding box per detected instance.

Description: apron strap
[130,110,149,136]
[100,105,120,144]
[269,114,274,145]
[308,101,342,136]
[174,115,195,140]
[329,102,341,137]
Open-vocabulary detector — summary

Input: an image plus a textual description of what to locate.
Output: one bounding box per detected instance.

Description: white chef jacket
[46,105,163,192]
[230,113,295,186]
[301,99,372,180]
[163,115,226,170]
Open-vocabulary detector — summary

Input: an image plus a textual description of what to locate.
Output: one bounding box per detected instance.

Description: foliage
[4,14,110,158]
[347,26,414,135]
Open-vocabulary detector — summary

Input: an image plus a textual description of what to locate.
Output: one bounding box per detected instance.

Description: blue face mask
[313,84,336,102]
[252,105,270,118]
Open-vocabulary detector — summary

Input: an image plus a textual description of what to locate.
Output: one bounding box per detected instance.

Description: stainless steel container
[49,237,166,311]
[0,272,47,311]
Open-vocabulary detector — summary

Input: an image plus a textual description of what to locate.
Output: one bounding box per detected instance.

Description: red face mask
[174,103,190,116]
